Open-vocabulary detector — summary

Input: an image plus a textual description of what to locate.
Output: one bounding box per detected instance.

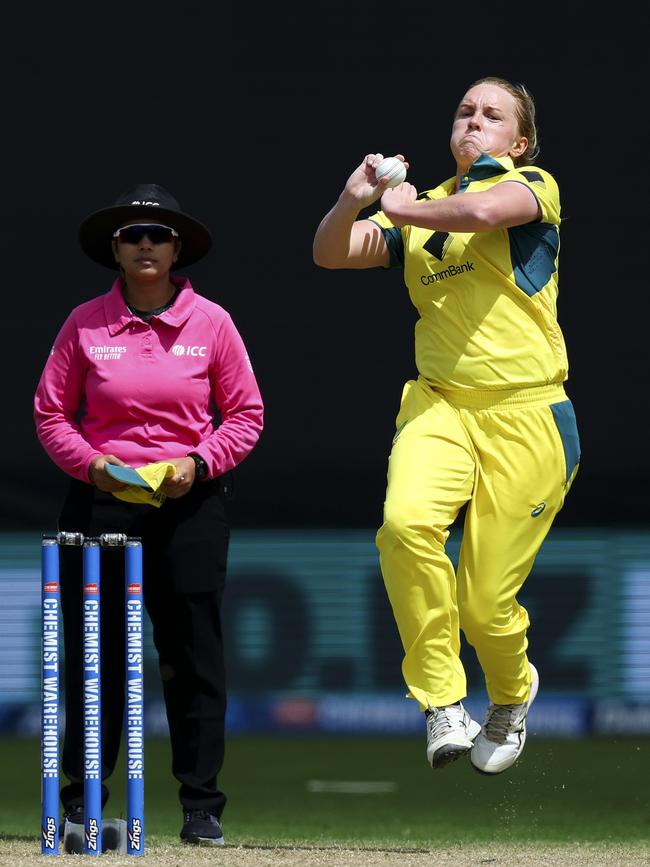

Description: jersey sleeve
[367,210,405,268]
[496,166,561,226]
[191,311,264,478]
[33,312,102,481]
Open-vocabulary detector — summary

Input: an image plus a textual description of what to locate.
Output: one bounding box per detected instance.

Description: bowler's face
[450,83,527,173]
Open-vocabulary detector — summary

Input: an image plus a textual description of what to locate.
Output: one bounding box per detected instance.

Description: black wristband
[188,453,208,482]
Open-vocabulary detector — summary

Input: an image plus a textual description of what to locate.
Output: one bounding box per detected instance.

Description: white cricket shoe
[470,663,539,775]
[425,703,482,769]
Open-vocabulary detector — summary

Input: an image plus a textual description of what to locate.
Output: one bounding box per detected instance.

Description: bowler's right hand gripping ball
[375,157,407,188]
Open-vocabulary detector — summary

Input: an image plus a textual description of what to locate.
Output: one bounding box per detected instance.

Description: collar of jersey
[104,276,195,336]
[458,154,514,191]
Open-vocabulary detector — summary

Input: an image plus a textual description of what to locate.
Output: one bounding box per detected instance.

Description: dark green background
[0,6,645,531]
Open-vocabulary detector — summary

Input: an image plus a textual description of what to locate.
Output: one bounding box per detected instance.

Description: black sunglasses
[113,224,179,245]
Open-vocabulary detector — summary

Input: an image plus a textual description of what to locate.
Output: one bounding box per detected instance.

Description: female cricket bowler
[313,77,580,774]
[34,184,264,843]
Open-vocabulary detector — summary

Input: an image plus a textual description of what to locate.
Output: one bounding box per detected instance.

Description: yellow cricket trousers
[376,377,580,710]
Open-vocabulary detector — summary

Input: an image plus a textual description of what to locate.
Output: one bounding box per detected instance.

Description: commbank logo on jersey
[172,345,207,357]
[420,261,475,285]
[423,231,452,261]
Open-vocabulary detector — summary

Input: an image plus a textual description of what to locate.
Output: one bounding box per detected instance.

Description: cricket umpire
[34,183,264,845]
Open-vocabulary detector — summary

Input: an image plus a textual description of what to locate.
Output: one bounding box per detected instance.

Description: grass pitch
[1,734,649,862]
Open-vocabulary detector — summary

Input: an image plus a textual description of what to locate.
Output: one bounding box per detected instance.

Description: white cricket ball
[375,156,407,188]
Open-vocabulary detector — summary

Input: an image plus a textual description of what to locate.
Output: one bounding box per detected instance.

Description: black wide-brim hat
[78,183,212,270]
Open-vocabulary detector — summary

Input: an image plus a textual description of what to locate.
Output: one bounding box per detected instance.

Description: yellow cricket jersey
[369,154,568,391]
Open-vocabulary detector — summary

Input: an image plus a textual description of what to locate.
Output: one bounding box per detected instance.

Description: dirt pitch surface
[2,840,650,866]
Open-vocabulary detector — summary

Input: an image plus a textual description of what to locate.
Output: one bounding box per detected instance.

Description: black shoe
[180,809,224,846]
[62,805,84,824]
[60,805,84,835]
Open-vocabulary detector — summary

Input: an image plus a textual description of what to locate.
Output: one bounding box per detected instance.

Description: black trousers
[57,477,230,818]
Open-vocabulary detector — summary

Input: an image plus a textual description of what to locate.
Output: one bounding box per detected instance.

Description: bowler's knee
[376,505,446,554]
[460,602,499,641]
[460,596,523,643]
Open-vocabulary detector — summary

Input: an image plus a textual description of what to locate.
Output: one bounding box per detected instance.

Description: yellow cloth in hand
[112,462,176,508]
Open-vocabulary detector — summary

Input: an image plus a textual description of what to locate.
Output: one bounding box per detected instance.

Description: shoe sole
[181,836,225,847]
[427,717,481,769]
[430,743,473,769]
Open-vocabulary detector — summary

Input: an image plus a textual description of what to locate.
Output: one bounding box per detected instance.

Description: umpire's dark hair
[465,77,540,167]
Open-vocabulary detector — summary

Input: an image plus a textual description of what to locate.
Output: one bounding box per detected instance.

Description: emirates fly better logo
[172,345,207,357]
[90,345,126,360]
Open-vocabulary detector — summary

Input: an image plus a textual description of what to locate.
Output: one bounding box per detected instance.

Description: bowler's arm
[313,200,389,269]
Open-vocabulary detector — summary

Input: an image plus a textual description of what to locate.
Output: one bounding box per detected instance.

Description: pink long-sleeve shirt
[34,277,264,482]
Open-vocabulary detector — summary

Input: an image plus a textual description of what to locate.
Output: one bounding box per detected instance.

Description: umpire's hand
[161,457,196,499]
[88,455,128,492]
